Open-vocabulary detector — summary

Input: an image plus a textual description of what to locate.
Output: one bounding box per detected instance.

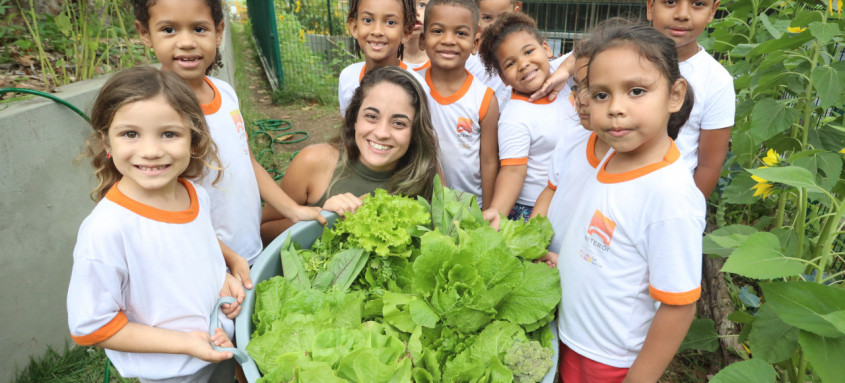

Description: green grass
[230,20,301,178]
[14,344,136,383]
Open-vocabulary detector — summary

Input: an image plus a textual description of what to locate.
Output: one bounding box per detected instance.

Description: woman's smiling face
[354,81,415,171]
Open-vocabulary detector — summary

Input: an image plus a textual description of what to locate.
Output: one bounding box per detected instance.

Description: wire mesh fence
[247,0,649,102]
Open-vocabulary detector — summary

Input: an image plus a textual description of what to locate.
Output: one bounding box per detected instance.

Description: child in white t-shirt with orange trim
[338,0,423,116]
[132,0,325,289]
[67,66,243,382]
[477,12,580,225]
[548,22,705,383]
[417,0,499,207]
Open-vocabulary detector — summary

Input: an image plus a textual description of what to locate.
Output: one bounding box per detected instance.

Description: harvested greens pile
[247,179,561,382]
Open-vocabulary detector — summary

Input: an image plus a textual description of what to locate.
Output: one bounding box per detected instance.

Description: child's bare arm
[95,323,234,363]
[530,54,575,102]
[482,164,527,220]
[623,302,696,383]
[218,239,252,290]
[250,151,327,225]
[693,127,731,199]
[531,185,554,219]
[479,97,500,211]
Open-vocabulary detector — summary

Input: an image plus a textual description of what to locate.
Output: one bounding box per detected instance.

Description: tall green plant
[701,0,844,381]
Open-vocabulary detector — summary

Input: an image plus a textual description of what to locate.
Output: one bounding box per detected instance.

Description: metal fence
[246,0,648,94]
[522,1,647,56]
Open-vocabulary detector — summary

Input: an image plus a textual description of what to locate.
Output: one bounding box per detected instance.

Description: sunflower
[751,175,775,198]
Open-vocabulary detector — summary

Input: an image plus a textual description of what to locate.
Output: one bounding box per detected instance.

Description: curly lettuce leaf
[499,216,554,260]
[332,189,430,257]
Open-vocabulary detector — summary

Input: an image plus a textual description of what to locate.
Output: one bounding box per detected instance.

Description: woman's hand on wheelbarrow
[219,273,245,319]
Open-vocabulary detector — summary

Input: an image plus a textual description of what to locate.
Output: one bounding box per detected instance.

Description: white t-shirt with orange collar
[200,77,263,265]
[497,91,580,207]
[675,46,736,173]
[337,61,427,117]
[546,130,601,254]
[416,66,495,204]
[555,141,705,368]
[67,180,233,380]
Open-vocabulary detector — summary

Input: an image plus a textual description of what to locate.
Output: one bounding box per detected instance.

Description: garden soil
[234,30,342,154]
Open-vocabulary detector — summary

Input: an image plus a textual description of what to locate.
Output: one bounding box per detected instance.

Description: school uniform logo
[230,110,245,134]
[230,110,249,154]
[581,210,616,268]
[456,117,473,134]
[587,209,615,246]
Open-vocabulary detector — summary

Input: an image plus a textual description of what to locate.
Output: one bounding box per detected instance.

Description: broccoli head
[502,340,555,383]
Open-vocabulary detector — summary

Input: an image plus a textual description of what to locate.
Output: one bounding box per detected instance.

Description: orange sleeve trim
[501,157,528,166]
[105,179,199,223]
[597,141,680,183]
[548,180,557,191]
[479,88,495,121]
[71,311,128,346]
[649,285,701,305]
[200,77,222,115]
[426,69,473,105]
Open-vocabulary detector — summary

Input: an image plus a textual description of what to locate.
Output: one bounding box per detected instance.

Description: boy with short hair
[647,0,734,198]
[417,0,499,208]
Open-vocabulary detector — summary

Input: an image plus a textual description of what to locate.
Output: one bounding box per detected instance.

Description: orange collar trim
[200,77,221,115]
[413,60,431,71]
[359,62,409,82]
[510,93,554,105]
[586,132,600,168]
[426,69,474,105]
[597,140,680,184]
[105,179,199,223]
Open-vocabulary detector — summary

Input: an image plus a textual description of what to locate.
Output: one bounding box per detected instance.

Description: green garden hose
[0,87,90,121]
[250,119,308,180]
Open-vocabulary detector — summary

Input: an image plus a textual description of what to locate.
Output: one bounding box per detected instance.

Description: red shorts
[558,342,629,383]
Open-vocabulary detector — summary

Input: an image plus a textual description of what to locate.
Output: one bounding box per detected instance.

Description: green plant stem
[17,0,57,87]
[776,192,788,227]
[800,39,821,148]
[795,350,808,383]
[795,188,807,260]
[813,196,845,282]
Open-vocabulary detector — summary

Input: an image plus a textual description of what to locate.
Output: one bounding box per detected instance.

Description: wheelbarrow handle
[211,297,262,381]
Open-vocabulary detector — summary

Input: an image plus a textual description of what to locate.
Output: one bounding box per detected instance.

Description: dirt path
[233,23,342,154]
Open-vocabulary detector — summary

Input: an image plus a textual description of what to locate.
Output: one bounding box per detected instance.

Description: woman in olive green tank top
[260,67,441,244]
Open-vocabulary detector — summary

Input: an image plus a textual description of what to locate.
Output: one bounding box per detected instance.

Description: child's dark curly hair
[347,0,416,60]
[478,11,544,78]
[131,0,225,75]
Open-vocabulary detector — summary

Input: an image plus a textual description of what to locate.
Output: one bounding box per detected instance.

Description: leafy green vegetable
[503,340,555,383]
[312,248,369,292]
[331,189,431,257]
[499,216,554,260]
[251,183,561,382]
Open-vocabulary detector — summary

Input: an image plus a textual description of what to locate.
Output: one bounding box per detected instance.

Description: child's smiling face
[421,4,478,71]
[348,0,411,67]
[135,0,222,87]
[495,30,552,95]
